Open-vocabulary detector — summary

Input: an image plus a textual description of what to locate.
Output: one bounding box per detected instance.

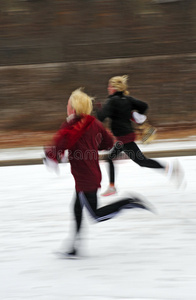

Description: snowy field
[1,155,196,300]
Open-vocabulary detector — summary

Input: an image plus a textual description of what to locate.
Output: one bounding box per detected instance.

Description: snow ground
[0,154,196,300]
[0,138,196,161]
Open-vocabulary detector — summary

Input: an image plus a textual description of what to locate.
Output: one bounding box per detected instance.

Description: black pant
[74,190,136,235]
[108,141,165,183]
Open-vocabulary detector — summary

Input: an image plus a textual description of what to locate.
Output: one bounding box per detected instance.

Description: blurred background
[0,0,196,148]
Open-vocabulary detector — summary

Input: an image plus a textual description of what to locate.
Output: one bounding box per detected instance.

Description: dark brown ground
[0,127,195,149]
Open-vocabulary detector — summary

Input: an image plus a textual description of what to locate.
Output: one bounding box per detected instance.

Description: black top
[97,91,148,136]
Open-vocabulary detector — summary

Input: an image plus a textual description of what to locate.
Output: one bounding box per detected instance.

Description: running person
[44,88,152,257]
[96,75,181,196]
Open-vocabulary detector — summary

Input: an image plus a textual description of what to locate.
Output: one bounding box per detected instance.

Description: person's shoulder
[59,120,68,129]
[93,117,104,127]
[126,95,137,101]
[109,94,121,105]
[81,115,100,129]
[93,117,110,133]
[59,115,84,131]
[106,96,115,104]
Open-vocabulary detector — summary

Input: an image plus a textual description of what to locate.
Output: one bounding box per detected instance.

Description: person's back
[102,92,148,136]
[65,114,113,192]
[44,88,114,192]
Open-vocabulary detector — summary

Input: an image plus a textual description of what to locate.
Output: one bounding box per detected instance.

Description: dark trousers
[108,141,165,183]
[74,190,135,235]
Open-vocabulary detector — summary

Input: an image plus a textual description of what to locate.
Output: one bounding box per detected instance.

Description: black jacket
[97,92,148,137]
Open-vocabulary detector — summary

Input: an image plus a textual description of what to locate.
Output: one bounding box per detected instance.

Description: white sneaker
[167,159,185,187]
[101,186,117,197]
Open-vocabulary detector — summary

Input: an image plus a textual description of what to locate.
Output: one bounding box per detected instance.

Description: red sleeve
[95,120,114,150]
[44,128,69,162]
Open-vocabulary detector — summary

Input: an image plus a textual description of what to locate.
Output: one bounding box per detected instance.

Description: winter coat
[97,92,148,138]
[44,114,114,192]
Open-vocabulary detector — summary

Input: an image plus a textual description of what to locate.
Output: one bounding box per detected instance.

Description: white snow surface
[0,138,196,161]
[1,151,196,299]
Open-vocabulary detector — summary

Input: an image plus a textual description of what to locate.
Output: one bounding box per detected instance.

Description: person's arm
[95,120,114,150]
[130,97,148,115]
[129,98,157,144]
[44,128,68,161]
[43,125,69,173]
[96,99,112,122]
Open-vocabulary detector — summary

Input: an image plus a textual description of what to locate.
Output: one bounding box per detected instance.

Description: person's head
[67,88,93,116]
[108,75,129,95]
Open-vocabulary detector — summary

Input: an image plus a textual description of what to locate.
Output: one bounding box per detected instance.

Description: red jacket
[45,115,114,192]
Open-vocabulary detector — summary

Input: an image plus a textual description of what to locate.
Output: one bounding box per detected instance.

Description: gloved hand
[132,111,147,124]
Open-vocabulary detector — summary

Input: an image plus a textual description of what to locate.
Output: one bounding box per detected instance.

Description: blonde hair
[109,75,129,95]
[70,88,93,115]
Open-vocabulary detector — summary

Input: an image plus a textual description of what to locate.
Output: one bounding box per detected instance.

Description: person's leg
[67,193,83,255]
[123,141,185,185]
[74,193,83,233]
[102,142,123,196]
[108,142,124,182]
[123,141,165,169]
[79,191,150,223]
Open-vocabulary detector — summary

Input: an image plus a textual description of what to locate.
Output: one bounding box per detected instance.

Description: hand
[132,111,147,124]
[43,157,60,175]
[60,150,69,163]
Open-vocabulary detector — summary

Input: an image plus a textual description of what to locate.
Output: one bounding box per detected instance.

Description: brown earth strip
[0,127,195,149]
